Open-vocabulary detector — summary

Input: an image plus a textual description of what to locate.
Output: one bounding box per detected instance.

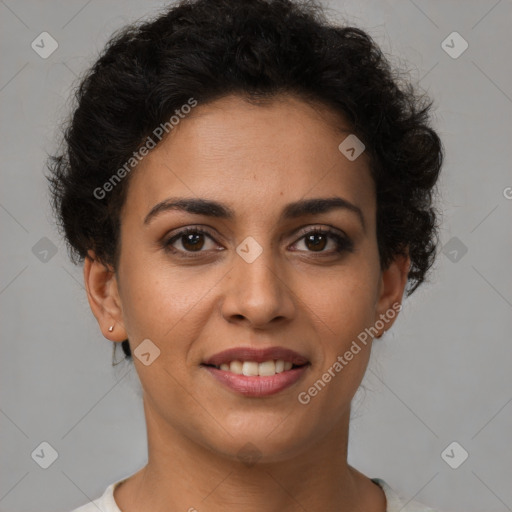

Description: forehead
[123,94,375,224]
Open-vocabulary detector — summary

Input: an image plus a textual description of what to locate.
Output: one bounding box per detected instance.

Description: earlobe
[374,251,410,337]
[83,251,127,342]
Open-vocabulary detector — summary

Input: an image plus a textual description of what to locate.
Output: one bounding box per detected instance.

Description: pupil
[306,233,326,251]
[183,233,204,251]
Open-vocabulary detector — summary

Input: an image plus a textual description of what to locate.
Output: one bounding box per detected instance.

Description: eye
[162,226,353,259]
[291,227,353,254]
[163,227,220,256]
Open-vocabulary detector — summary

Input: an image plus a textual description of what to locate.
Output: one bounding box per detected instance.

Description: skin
[84,94,409,512]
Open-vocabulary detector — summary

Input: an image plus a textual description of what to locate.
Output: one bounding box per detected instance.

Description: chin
[201,419,317,465]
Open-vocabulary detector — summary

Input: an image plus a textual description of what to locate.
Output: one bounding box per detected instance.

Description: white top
[70,476,440,511]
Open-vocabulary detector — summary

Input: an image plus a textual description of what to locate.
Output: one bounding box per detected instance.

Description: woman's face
[91,94,408,462]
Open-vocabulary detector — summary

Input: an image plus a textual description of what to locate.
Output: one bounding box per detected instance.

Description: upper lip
[203,346,309,366]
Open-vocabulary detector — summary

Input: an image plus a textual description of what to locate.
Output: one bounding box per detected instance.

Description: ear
[373,250,410,338]
[83,250,127,342]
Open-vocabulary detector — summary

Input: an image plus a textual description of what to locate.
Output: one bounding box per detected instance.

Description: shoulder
[371,478,442,512]
[68,481,121,512]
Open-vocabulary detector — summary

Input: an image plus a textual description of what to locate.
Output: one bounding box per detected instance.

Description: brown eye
[304,232,328,252]
[163,227,219,256]
[181,232,205,251]
[292,227,353,255]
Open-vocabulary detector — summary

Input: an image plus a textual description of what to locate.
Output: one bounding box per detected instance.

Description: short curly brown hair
[47,0,443,359]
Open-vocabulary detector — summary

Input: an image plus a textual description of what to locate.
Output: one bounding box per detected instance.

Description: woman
[48,0,444,510]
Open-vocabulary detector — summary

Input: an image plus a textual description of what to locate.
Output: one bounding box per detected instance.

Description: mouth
[201,346,310,397]
[201,360,308,376]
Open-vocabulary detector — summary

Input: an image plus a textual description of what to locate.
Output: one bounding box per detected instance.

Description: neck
[114,397,385,512]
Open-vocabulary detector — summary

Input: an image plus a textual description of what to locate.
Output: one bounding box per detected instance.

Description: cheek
[117,250,222,353]
[297,282,376,420]
[297,258,380,399]
[302,260,380,337]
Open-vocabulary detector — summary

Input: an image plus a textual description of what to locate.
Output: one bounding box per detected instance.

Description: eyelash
[162,226,353,259]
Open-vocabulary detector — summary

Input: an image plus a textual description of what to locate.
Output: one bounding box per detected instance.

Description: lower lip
[202,365,309,397]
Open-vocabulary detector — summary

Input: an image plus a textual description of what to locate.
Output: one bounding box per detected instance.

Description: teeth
[242,361,259,376]
[230,360,243,374]
[258,360,276,376]
[214,359,301,376]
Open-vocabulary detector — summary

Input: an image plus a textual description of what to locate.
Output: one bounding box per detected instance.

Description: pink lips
[201,346,310,397]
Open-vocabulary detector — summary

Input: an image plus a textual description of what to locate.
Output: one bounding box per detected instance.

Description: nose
[221,244,296,329]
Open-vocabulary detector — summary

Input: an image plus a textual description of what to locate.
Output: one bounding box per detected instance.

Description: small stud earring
[108,325,114,332]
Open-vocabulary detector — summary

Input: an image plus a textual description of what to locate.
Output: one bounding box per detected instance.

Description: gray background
[1,1,511,511]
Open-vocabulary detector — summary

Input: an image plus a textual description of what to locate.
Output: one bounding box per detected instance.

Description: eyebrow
[144,196,365,231]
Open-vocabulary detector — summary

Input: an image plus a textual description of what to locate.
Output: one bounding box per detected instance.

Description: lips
[202,346,309,367]
[201,346,310,397]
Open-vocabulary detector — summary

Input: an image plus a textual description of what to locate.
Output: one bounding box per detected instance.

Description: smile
[201,346,310,397]
[208,359,297,376]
